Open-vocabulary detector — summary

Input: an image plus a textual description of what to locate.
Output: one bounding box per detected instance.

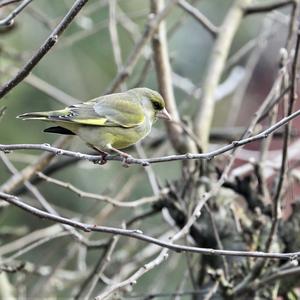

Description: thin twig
[245,0,296,15]
[22,71,80,105]
[204,204,229,278]
[0,136,70,194]
[105,0,178,94]
[255,266,300,288]
[0,224,62,256]
[0,0,21,8]
[0,0,33,26]
[37,172,162,208]
[1,191,300,260]
[226,16,274,126]
[0,0,89,98]
[78,236,120,300]
[2,232,70,263]
[108,0,126,91]
[0,151,104,248]
[177,0,218,36]
[135,143,160,195]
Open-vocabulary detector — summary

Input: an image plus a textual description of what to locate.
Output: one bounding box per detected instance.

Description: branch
[1,191,300,260]
[256,266,300,288]
[0,224,62,256]
[0,0,33,26]
[0,192,141,234]
[177,0,218,36]
[96,248,169,299]
[82,236,120,300]
[0,151,103,248]
[231,11,300,296]
[37,172,163,208]
[105,0,177,94]
[108,0,126,92]
[245,0,296,15]
[225,16,274,126]
[0,136,70,194]
[151,0,194,154]
[22,71,80,105]
[2,96,300,166]
[0,0,89,99]
[0,0,22,8]
[2,231,69,263]
[193,0,253,150]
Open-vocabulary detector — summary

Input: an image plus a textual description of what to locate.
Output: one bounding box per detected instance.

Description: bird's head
[133,87,172,122]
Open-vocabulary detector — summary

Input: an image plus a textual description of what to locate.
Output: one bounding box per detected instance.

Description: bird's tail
[17,111,51,120]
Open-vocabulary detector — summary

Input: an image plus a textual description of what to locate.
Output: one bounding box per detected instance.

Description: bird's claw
[121,154,132,168]
[94,154,108,165]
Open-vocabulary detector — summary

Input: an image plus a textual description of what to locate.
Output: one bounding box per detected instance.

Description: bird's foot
[99,153,108,165]
[90,145,108,165]
[120,153,133,168]
[106,145,132,167]
[93,153,108,165]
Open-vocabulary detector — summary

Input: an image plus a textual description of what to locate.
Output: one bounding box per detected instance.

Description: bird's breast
[77,120,152,150]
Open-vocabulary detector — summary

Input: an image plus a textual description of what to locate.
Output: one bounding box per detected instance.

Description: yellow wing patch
[72,118,108,126]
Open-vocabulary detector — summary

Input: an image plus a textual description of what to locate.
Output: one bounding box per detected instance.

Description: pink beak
[157,108,172,121]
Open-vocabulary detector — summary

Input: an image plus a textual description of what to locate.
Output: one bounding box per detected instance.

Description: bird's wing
[53,94,145,128]
[93,94,145,127]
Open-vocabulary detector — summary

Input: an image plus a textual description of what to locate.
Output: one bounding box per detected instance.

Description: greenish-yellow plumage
[18,87,171,158]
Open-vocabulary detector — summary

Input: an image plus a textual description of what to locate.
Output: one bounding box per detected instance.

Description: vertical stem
[108,0,126,91]
[151,0,195,153]
[194,0,253,150]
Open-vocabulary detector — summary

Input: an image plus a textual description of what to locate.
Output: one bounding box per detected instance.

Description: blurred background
[0,0,299,299]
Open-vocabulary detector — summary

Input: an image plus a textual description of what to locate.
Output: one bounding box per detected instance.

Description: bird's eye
[153,101,162,110]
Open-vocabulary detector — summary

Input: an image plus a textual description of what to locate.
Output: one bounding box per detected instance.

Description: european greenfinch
[18,87,171,160]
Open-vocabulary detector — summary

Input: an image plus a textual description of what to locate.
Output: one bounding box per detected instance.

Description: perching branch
[1,93,298,166]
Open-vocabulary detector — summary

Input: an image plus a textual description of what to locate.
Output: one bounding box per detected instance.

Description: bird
[17,87,171,162]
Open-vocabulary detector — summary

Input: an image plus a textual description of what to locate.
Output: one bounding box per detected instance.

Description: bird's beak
[157,108,172,121]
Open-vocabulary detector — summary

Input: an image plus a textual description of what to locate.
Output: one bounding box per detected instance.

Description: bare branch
[105,0,177,94]
[177,0,218,36]
[81,236,119,300]
[0,0,89,99]
[0,0,33,26]
[151,0,195,154]
[0,225,62,256]
[108,0,126,91]
[37,172,163,208]
[0,136,70,194]
[226,16,274,126]
[1,191,300,260]
[194,0,253,150]
[245,0,296,15]
[22,72,80,105]
[0,0,22,8]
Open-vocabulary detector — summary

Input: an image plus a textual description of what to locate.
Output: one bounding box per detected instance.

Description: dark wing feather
[44,126,75,135]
